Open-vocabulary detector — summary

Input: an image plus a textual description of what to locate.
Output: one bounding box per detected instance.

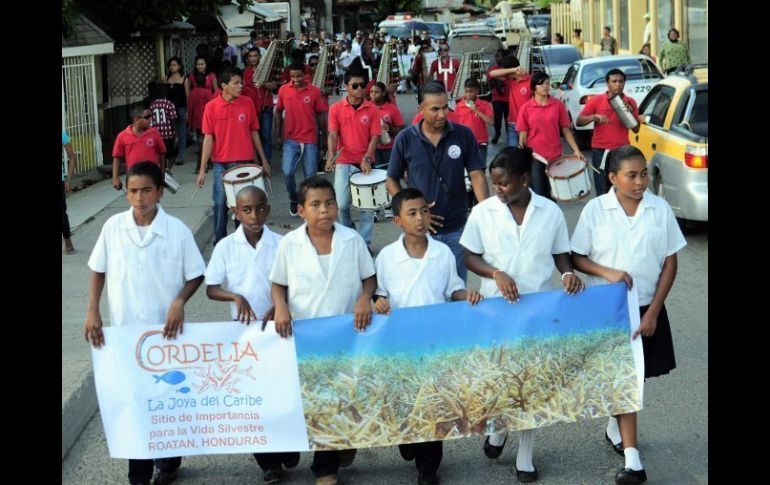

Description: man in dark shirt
[386,81,489,282]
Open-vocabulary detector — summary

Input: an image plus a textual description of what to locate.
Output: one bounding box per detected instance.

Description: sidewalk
[61,150,214,459]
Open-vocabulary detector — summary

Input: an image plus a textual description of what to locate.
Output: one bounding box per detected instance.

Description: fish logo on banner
[136,330,259,394]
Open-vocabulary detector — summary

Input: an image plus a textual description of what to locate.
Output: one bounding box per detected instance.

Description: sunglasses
[349,82,366,89]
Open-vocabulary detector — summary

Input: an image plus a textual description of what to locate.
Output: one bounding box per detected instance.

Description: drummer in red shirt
[487,48,511,144]
[576,68,640,196]
[326,69,381,250]
[368,81,404,168]
[516,71,584,198]
[111,103,166,190]
[488,54,532,147]
[195,67,270,244]
[275,62,328,215]
[243,48,277,171]
[454,78,494,165]
[429,44,461,94]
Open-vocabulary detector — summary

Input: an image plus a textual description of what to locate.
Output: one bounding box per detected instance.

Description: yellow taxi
[632,64,708,222]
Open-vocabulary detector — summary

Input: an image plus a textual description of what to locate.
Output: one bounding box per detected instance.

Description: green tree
[63,0,255,37]
[376,0,423,21]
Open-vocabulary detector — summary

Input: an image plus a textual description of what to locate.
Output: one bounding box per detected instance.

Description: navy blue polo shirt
[388,121,485,234]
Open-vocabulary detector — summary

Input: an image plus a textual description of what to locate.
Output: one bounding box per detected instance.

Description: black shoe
[614,468,647,485]
[418,471,440,485]
[514,465,538,483]
[289,203,298,217]
[152,470,177,485]
[263,467,283,484]
[398,443,416,461]
[282,452,300,469]
[483,435,507,459]
[605,432,624,455]
[338,448,357,467]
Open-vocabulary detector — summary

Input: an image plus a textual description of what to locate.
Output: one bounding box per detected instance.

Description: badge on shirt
[303,95,311,104]
[448,145,461,159]
[361,115,370,125]
[238,113,247,123]
[383,114,391,123]
[519,87,528,95]
[146,138,155,147]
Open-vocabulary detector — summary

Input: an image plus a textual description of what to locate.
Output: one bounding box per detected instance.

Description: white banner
[92,322,309,459]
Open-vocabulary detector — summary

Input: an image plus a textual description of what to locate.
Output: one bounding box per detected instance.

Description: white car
[554,55,664,148]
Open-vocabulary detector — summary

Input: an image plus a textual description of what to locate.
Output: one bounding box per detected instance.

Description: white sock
[606,416,622,445]
[515,429,535,472]
[488,431,507,447]
[623,447,643,471]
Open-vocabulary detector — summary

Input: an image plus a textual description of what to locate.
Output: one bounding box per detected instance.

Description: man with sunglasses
[111,103,167,190]
[429,43,460,94]
[326,70,382,251]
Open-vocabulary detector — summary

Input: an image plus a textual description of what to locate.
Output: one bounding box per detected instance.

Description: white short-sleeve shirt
[204,225,282,320]
[375,234,465,309]
[570,189,687,306]
[88,206,206,327]
[460,191,571,297]
[269,222,376,320]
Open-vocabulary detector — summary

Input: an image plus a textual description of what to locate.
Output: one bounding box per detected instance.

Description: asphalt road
[62,91,708,484]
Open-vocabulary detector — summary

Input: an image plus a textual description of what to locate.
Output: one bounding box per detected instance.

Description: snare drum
[546,155,592,202]
[350,169,390,210]
[222,164,266,208]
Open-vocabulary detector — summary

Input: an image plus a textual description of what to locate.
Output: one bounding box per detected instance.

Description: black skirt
[639,304,676,378]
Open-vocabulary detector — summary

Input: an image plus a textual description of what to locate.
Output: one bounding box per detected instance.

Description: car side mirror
[551,81,561,89]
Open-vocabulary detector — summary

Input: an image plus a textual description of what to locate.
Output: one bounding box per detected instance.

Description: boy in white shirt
[204,185,299,483]
[84,161,205,485]
[373,188,481,485]
[269,175,376,485]
[571,145,686,485]
[459,146,584,483]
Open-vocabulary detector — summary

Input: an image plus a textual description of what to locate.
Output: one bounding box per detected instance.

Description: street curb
[61,210,214,461]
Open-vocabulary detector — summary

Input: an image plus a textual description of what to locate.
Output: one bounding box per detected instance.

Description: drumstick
[587,163,602,174]
[190,186,199,199]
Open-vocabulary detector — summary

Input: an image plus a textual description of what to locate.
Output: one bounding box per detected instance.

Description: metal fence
[107,39,157,107]
[62,55,103,173]
[552,2,583,46]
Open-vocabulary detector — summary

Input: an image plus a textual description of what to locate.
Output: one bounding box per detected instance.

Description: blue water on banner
[293,283,631,357]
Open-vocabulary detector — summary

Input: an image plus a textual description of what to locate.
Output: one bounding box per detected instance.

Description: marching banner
[93,283,643,458]
[294,282,643,450]
[92,323,310,458]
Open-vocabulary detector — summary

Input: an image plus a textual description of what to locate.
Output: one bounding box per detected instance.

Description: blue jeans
[479,144,488,167]
[506,122,519,147]
[433,228,467,283]
[212,162,244,244]
[282,140,319,206]
[176,107,187,161]
[259,109,273,164]
[530,159,550,198]
[334,163,375,246]
[591,148,610,196]
[375,148,391,169]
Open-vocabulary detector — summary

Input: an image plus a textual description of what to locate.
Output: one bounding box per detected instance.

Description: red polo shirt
[429,58,461,92]
[487,64,510,103]
[516,97,570,162]
[202,93,260,163]
[242,67,275,112]
[373,101,404,149]
[328,97,381,164]
[508,74,533,123]
[276,81,325,144]
[454,99,493,143]
[579,92,640,150]
[112,126,165,168]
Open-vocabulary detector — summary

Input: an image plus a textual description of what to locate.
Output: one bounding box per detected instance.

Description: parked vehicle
[532,44,582,83]
[632,65,708,223]
[526,14,551,45]
[554,55,664,148]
